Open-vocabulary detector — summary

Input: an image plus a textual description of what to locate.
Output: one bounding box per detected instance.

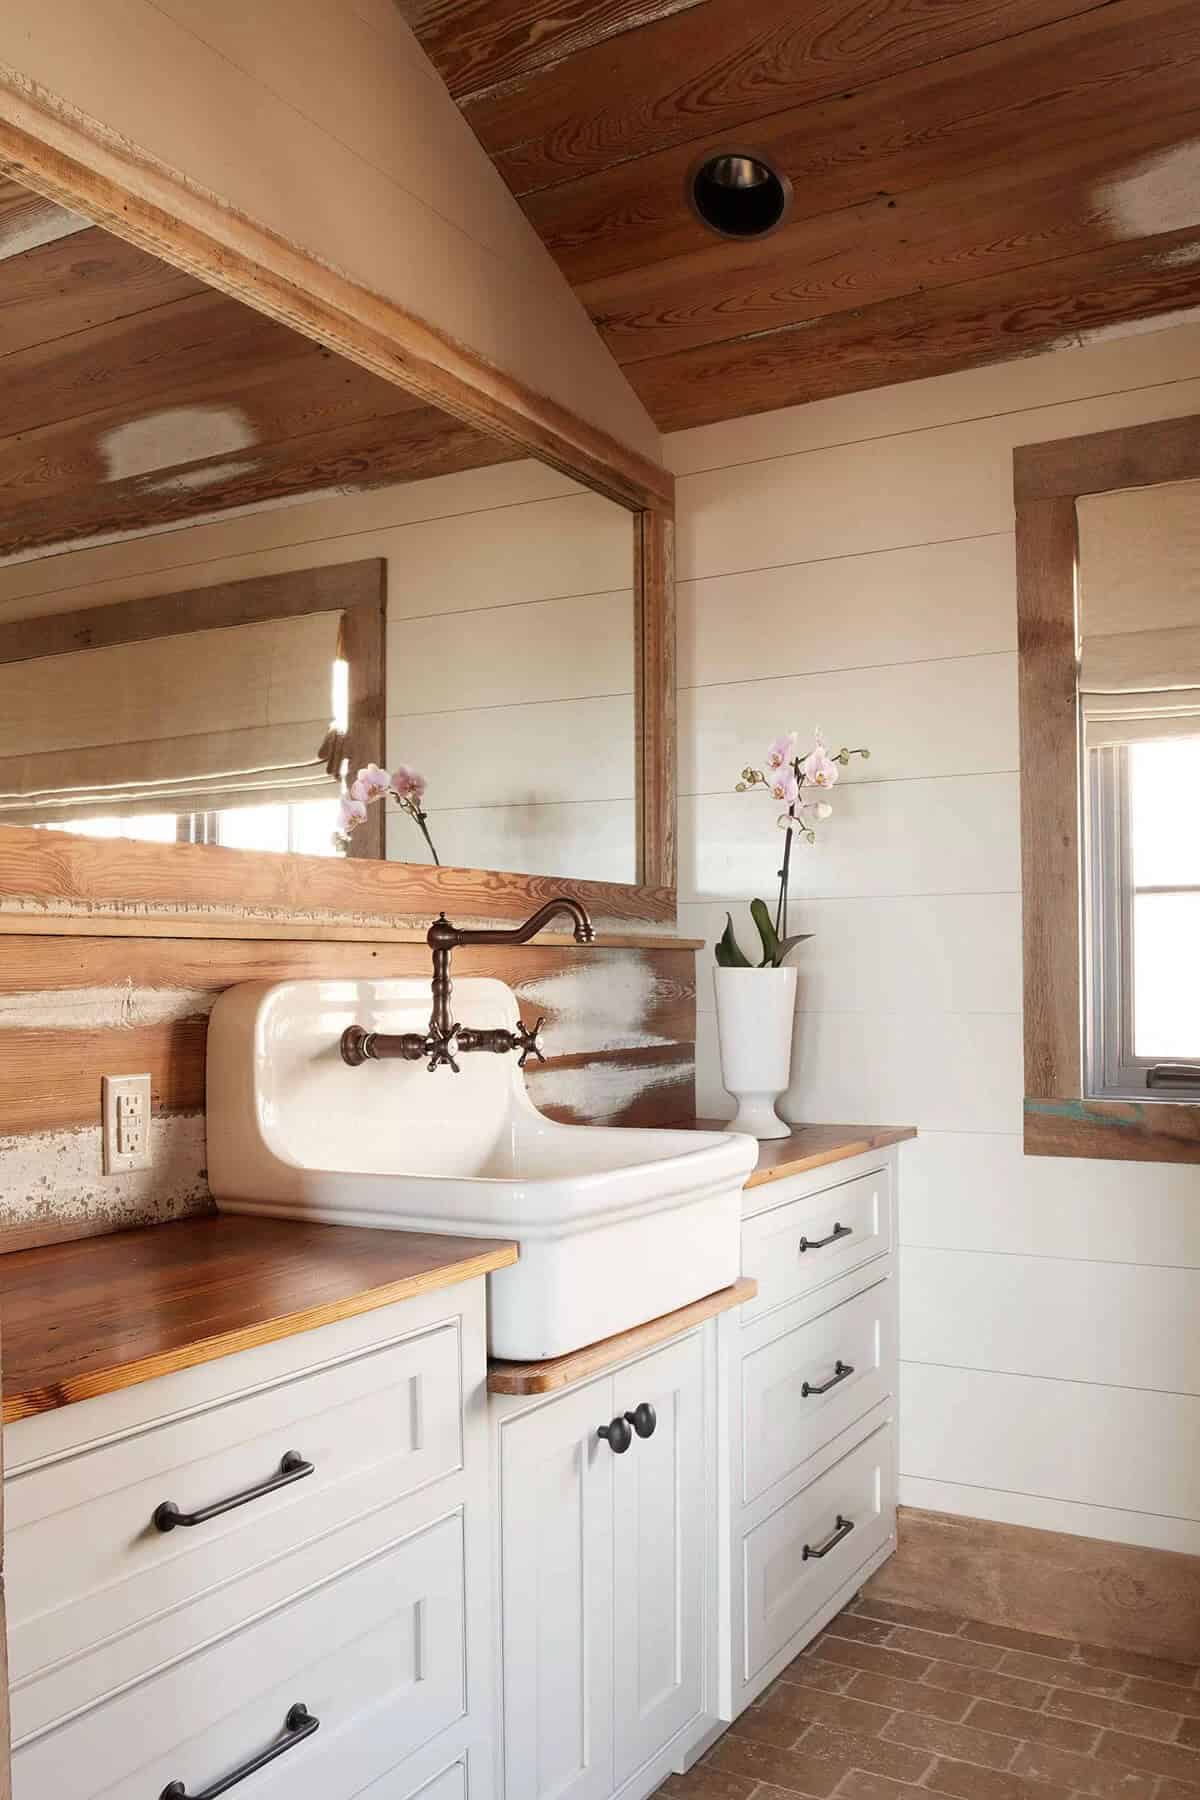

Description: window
[41,796,343,857]
[1087,737,1200,1096]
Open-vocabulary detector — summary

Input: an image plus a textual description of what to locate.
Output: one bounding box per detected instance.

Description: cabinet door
[500,1381,614,1800]
[612,1333,706,1787]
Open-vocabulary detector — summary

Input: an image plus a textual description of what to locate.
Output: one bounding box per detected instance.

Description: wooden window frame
[0,82,676,931]
[1015,412,1200,1162]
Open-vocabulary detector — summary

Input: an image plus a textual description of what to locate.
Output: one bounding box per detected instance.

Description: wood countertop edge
[487,1276,757,1396]
[0,915,704,951]
[745,1126,917,1187]
[2,1240,519,1424]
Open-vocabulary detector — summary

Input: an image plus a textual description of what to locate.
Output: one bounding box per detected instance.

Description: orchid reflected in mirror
[336,762,440,863]
[715,729,870,967]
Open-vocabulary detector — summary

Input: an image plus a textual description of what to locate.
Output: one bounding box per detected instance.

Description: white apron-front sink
[206,977,756,1359]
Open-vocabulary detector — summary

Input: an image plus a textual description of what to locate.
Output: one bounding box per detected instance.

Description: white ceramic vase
[713,964,797,1140]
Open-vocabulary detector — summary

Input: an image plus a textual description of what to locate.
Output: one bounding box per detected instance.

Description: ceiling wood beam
[522,0,1200,287]
[462,0,1117,195]
[630,224,1200,430]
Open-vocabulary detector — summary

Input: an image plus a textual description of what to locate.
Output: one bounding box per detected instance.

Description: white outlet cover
[102,1073,152,1174]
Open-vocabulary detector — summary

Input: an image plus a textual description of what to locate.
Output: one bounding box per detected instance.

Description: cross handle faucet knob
[516,1018,546,1067]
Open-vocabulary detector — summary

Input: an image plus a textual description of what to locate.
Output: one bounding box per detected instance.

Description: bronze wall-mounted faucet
[340,897,595,1073]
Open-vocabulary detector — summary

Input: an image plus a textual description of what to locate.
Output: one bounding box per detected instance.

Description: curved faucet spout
[340,896,595,1072]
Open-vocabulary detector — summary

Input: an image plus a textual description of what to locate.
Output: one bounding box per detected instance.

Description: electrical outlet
[102,1073,152,1174]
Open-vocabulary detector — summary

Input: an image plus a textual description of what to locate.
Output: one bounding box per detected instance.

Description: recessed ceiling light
[688,151,792,240]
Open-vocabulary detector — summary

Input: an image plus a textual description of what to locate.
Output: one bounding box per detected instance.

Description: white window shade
[1081,624,1200,748]
[0,610,343,824]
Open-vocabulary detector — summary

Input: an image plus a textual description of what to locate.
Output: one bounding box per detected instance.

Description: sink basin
[206,977,757,1359]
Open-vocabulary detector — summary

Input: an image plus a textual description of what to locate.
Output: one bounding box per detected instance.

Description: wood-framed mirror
[0,143,675,931]
[1015,412,1200,1163]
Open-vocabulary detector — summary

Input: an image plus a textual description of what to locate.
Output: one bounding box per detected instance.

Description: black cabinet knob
[598,1416,633,1454]
[625,1403,657,1439]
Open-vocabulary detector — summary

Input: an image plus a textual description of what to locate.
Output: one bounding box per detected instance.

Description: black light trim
[687,150,792,240]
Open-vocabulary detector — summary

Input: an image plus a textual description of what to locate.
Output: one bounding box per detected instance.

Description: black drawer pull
[803,1514,855,1561]
[799,1222,851,1253]
[625,1402,657,1439]
[598,1416,633,1454]
[153,1451,313,1533]
[160,1702,319,1798]
[802,1360,855,1399]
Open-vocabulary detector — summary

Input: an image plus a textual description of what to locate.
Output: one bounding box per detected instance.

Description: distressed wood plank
[635,507,676,891]
[1016,494,1081,1102]
[0,224,202,359]
[397,0,707,104]
[583,143,1200,366]
[524,0,1200,288]
[628,226,1200,429]
[0,171,87,260]
[1015,411,1200,501]
[1025,1097,1200,1162]
[463,0,1115,194]
[0,825,674,925]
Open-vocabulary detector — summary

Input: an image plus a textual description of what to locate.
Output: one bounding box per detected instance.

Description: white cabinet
[727,1146,901,1716]
[494,1327,721,1800]
[5,1283,494,1800]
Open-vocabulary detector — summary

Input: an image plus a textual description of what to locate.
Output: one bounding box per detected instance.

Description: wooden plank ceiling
[401,0,1200,431]
[0,180,516,562]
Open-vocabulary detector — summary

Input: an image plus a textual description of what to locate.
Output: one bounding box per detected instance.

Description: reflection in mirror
[1079,478,1200,1100]
[0,168,638,891]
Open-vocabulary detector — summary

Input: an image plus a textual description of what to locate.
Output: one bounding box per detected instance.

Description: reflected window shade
[0,610,343,825]
[1081,623,1200,748]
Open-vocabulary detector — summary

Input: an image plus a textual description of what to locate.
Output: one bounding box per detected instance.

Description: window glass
[1134,891,1200,1057]
[1130,739,1200,887]
[42,813,178,842]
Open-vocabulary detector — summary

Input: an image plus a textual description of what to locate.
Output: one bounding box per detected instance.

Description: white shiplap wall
[0,460,636,883]
[669,320,1200,1558]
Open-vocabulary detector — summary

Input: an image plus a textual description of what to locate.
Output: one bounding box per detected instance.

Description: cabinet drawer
[742,1278,896,1506]
[11,1508,466,1800]
[363,1762,468,1800]
[7,1321,462,1712]
[741,1167,891,1323]
[742,1422,895,1681]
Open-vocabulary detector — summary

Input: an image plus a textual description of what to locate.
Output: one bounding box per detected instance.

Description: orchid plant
[715,729,870,968]
[336,763,440,863]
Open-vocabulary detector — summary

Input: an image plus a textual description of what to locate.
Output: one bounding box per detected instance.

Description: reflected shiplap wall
[669,319,1200,1558]
[0,459,635,884]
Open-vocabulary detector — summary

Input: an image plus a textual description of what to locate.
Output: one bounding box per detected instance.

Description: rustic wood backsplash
[0,932,696,1254]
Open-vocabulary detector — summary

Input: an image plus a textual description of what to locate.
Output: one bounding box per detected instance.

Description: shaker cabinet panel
[612,1333,706,1788]
[500,1380,615,1800]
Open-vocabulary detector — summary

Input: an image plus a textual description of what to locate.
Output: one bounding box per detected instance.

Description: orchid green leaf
[715,913,753,968]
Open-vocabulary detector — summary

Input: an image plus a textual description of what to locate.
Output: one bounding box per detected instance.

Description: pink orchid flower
[766,731,797,772]
[337,794,368,835]
[771,769,799,806]
[391,764,427,803]
[350,763,391,803]
[800,733,840,789]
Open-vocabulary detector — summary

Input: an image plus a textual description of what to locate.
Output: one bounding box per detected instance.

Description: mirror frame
[1015,411,1200,1163]
[0,82,676,929]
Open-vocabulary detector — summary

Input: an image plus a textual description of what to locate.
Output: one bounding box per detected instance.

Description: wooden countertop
[488,1277,756,1396]
[692,1120,916,1187]
[1,1215,517,1423]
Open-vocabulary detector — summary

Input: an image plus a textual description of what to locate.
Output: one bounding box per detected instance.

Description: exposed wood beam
[629,224,1200,430]
[523,0,1200,287]
[463,0,1117,195]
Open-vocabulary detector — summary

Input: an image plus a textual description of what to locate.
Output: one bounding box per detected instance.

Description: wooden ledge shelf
[487,1276,756,1396]
[691,1120,917,1188]
[1,1215,518,1423]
